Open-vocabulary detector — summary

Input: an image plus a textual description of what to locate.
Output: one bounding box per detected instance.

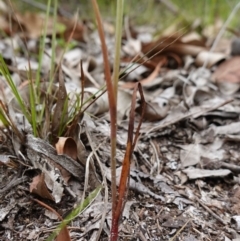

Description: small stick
[196,198,227,225]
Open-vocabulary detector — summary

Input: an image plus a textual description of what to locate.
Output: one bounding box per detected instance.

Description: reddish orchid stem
[111,83,145,240]
[91,0,117,217]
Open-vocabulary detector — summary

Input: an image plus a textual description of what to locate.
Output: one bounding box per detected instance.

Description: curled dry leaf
[55,137,78,183]
[30,173,55,201]
[195,51,226,68]
[55,137,78,160]
[119,62,150,81]
[210,121,240,135]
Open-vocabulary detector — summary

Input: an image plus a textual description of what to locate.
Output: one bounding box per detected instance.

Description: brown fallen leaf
[142,36,207,58]
[55,137,78,183]
[30,173,54,201]
[120,61,164,89]
[212,56,240,83]
[55,137,78,160]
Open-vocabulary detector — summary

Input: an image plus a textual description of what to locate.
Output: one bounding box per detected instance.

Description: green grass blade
[0,55,31,121]
[28,80,37,136]
[26,67,38,136]
[49,0,58,85]
[0,108,10,127]
[36,0,52,93]
[46,185,102,241]
[34,0,52,131]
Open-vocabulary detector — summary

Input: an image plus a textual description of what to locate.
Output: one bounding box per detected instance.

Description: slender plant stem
[50,0,58,83]
[37,0,51,93]
[112,0,124,98]
[91,0,117,216]
[111,0,124,239]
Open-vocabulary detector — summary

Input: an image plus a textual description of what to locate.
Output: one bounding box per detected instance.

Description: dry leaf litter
[0,2,240,241]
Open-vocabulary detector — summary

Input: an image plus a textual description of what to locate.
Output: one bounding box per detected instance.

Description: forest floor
[1,1,240,241]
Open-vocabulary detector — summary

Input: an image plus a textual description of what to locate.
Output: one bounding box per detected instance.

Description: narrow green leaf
[26,69,37,136]
[0,108,10,126]
[46,185,102,241]
[0,55,31,122]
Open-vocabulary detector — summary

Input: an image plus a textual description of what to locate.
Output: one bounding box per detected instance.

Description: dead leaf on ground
[195,51,226,68]
[142,36,207,58]
[30,173,55,201]
[212,56,240,84]
[14,12,64,38]
[210,121,240,135]
[55,137,78,160]
[180,139,225,168]
[119,61,164,89]
[55,137,78,183]
[183,168,231,179]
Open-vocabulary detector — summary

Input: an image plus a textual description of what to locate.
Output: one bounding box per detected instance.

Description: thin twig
[196,198,227,225]
[169,219,191,241]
